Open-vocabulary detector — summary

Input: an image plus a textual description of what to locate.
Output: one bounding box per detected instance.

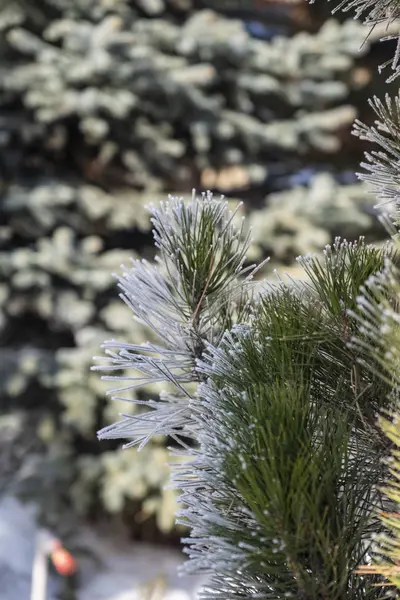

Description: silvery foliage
[353,94,400,216]
[322,0,400,220]
[319,0,400,80]
[173,324,267,598]
[92,191,267,449]
[350,249,400,391]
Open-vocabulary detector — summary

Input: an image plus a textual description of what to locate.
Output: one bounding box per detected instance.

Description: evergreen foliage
[93,192,267,448]
[325,0,400,80]
[333,0,400,585]
[349,241,400,590]
[330,0,400,585]
[95,190,396,597]
[95,0,400,592]
[1,0,376,194]
[176,236,394,599]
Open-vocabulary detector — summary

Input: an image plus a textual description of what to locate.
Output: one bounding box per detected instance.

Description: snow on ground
[76,527,203,600]
[0,496,203,600]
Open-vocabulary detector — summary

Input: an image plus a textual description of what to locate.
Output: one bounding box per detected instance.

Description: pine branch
[322,0,400,585]
[93,191,395,598]
[349,244,400,390]
[352,94,400,218]
[92,191,267,449]
[315,0,400,80]
[347,231,400,591]
[174,238,393,600]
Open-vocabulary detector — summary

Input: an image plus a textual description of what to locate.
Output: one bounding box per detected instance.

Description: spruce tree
[2,0,392,538]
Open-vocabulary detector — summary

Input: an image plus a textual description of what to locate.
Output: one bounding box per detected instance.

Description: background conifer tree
[3,0,396,540]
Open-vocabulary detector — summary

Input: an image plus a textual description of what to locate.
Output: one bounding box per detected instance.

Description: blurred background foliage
[0,0,395,543]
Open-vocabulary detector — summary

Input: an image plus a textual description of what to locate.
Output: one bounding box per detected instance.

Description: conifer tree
[95,193,395,598]
[95,2,400,599]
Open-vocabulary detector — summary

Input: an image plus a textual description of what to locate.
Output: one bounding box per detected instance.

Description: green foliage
[176,237,392,599]
[88,0,400,593]
[312,0,400,591]
[93,186,398,598]
[353,94,400,216]
[347,243,400,592]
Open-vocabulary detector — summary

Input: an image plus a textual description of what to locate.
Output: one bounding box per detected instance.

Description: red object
[50,543,77,577]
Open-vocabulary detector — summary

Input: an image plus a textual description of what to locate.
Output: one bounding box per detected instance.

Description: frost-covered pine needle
[92,190,268,448]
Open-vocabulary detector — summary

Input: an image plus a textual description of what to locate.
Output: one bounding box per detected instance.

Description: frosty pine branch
[92,191,267,449]
[320,0,400,80]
